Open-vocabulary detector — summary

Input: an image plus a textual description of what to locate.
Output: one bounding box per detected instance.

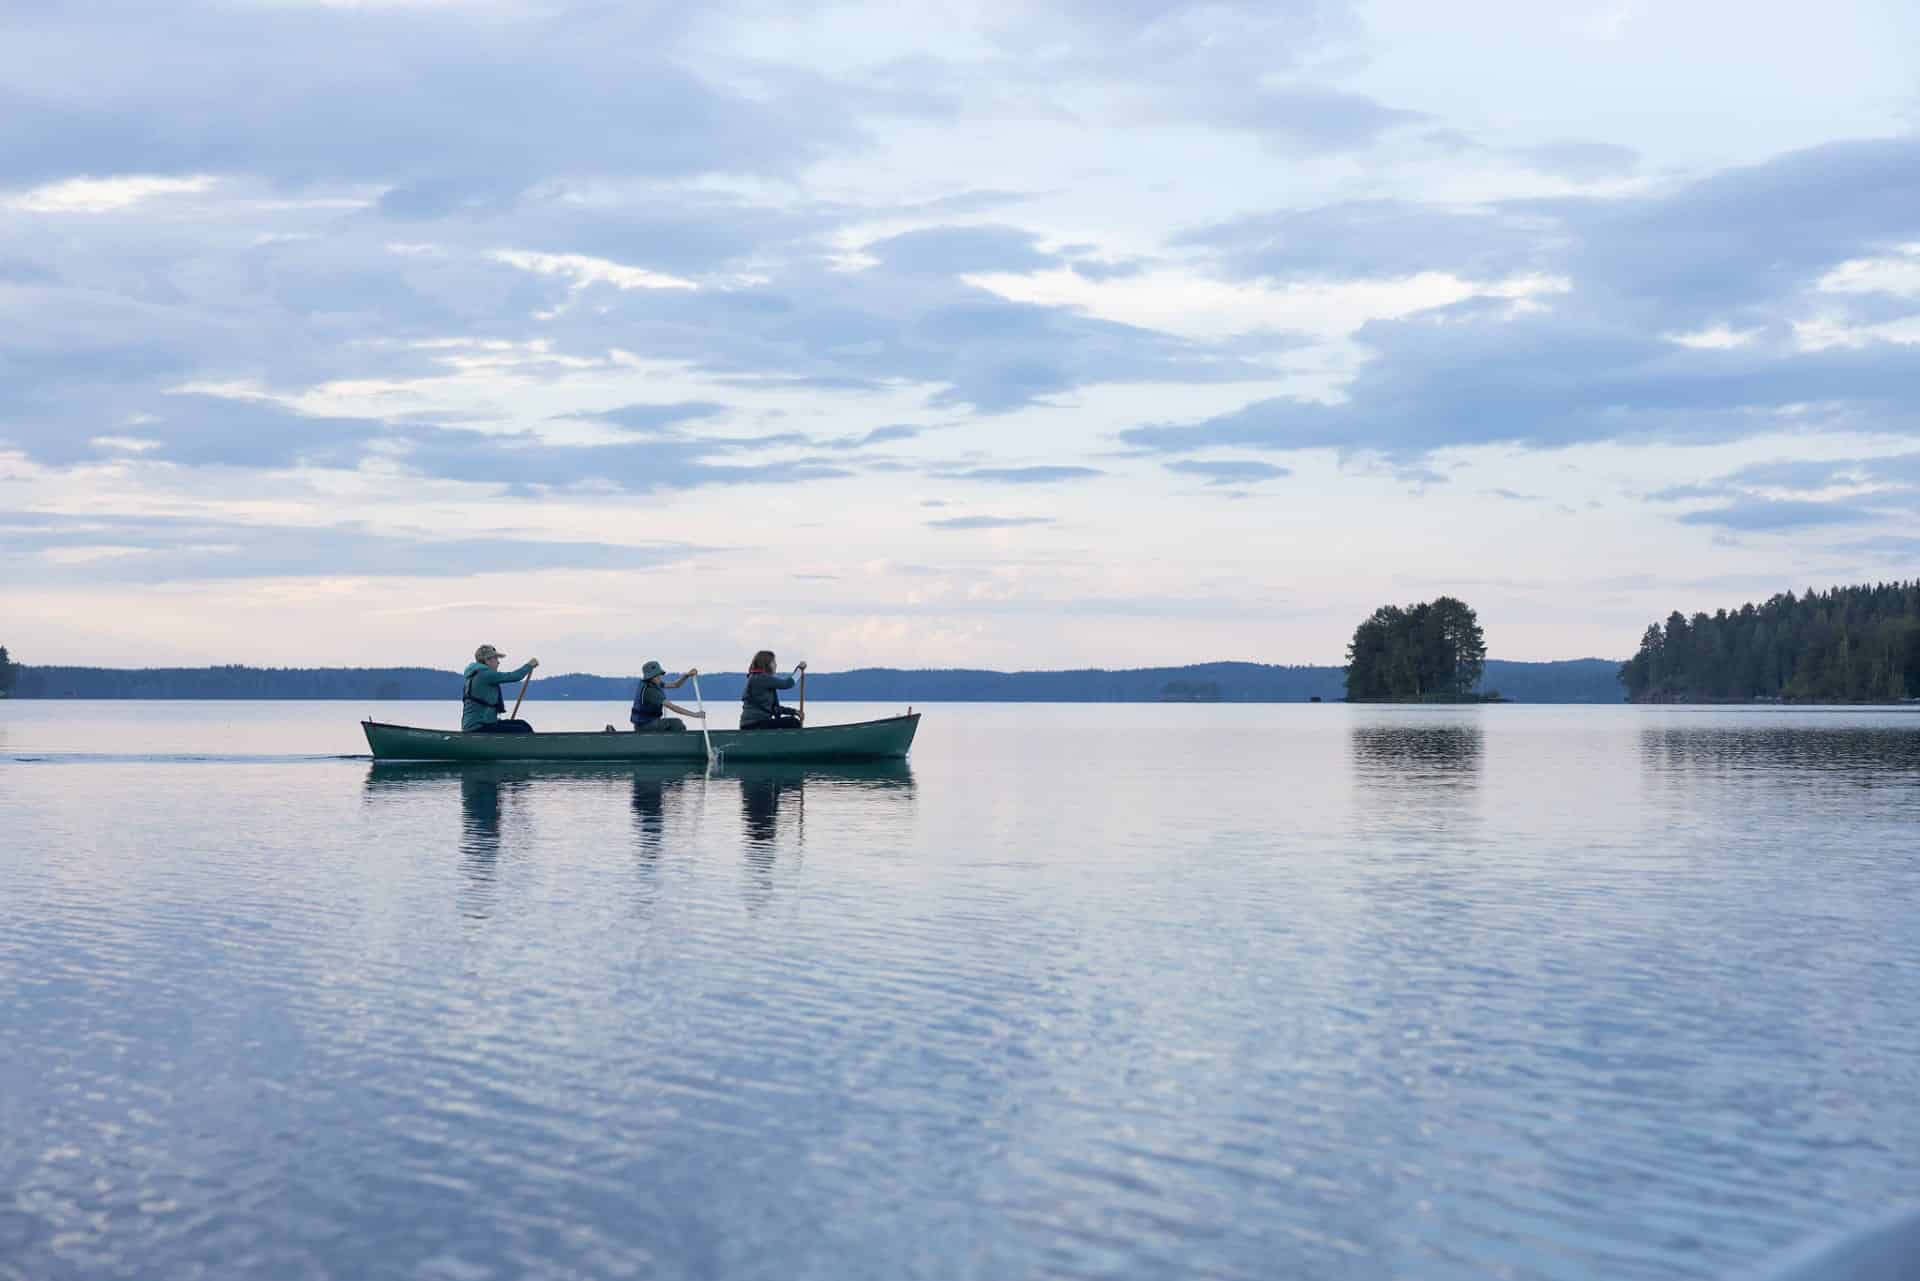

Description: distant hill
[6,658,1627,703]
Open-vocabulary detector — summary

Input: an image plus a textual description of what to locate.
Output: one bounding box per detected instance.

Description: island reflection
[1348,715,1485,838]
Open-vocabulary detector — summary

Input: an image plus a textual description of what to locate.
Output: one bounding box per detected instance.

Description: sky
[3,0,1918,675]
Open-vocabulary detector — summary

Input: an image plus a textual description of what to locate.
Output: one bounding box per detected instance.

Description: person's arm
[476,660,537,687]
[663,700,705,719]
[665,668,697,690]
[768,673,796,690]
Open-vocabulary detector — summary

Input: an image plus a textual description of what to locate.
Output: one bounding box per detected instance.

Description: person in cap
[625,660,704,733]
[739,650,805,730]
[462,644,539,733]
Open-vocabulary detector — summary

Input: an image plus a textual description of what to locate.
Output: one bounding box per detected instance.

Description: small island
[1343,596,1500,702]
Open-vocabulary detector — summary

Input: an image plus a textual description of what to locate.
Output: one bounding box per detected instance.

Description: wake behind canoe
[361,713,920,762]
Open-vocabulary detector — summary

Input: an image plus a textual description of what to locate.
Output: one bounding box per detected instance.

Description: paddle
[798,667,806,724]
[690,671,715,765]
[511,668,533,721]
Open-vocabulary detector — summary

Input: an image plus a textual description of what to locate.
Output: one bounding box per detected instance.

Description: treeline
[1344,596,1490,701]
[2,658,1629,702]
[1619,581,1920,702]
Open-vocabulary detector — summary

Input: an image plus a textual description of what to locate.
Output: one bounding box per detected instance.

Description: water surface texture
[4,702,1919,1280]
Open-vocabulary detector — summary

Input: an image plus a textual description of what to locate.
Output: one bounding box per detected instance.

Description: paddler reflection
[456,767,530,920]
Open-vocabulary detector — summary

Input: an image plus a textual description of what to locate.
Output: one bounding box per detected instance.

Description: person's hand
[795,660,807,671]
[693,710,707,720]
[528,657,541,669]
[685,666,699,677]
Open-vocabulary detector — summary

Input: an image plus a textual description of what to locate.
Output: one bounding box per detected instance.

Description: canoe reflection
[365,761,706,918]
[362,760,916,910]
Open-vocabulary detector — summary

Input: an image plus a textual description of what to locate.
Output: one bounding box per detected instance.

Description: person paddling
[739,650,805,730]
[625,660,705,733]
[462,644,539,733]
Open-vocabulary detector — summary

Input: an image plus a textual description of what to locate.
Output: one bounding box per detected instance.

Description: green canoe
[361,712,920,763]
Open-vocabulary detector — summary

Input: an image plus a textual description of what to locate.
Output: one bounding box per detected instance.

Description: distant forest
[1620,580,1920,703]
[1,657,1628,703]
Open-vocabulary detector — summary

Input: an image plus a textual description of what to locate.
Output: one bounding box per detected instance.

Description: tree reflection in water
[1639,724,1920,781]
[1348,715,1486,842]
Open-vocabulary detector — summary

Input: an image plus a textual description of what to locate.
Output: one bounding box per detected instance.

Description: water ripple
[3,708,1920,1277]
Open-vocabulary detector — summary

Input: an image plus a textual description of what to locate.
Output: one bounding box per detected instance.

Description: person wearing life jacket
[739,650,805,730]
[627,660,705,733]
[461,644,538,733]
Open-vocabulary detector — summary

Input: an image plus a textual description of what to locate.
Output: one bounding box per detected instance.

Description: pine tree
[1620,581,1920,702]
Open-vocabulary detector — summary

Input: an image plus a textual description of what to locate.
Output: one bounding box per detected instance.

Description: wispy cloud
[1675,499,1885,531]
[942,466,1103,484]
[926,516,1054,530]
[1163,460,1290,486]
[1,513,703,581]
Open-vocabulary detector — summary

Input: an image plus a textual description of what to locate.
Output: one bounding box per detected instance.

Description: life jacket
[631,680,664,724]
[464,666,504,715]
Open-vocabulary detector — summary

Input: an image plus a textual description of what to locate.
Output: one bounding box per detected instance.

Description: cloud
[1163,459,1289,485]
[1675,499,1885,530]
[388,424,853,495]
[865,225,1058,277]
[1563,136,1920,325]
[926,515,1054,530]
[1516,141,1639,180]
[489,250,700,294]
[1138,136,1920,458]
[53,393,386,470]
[1237,87,1426,152]
[1839,535,1920,561]
[0,5,867,190]
[570,402,729,435]
[821,425,922,450]
[1721,452,1920,491]
[1120,298,1920,457]
[4,174,216,214]
[943,466,1103,484]
[0,512,703,581]
[1648,451,1920,501]
[1174,199,1547,282]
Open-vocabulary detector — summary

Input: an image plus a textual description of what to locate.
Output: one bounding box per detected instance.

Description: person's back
[739,649,805,729]
[627,659,700,733]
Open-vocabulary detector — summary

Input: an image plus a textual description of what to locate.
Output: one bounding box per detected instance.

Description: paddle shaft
[798,670,806,722]
[511,669,532,720]
[691,673,715,762]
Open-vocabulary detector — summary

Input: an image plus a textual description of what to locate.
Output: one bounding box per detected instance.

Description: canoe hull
[361,713,920,762]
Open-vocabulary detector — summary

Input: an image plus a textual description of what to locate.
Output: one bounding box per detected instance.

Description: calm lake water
[3,701,1918,1280]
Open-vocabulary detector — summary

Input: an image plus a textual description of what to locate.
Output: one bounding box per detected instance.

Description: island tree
[0,646,14,697]
[1344,597,1488,700]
